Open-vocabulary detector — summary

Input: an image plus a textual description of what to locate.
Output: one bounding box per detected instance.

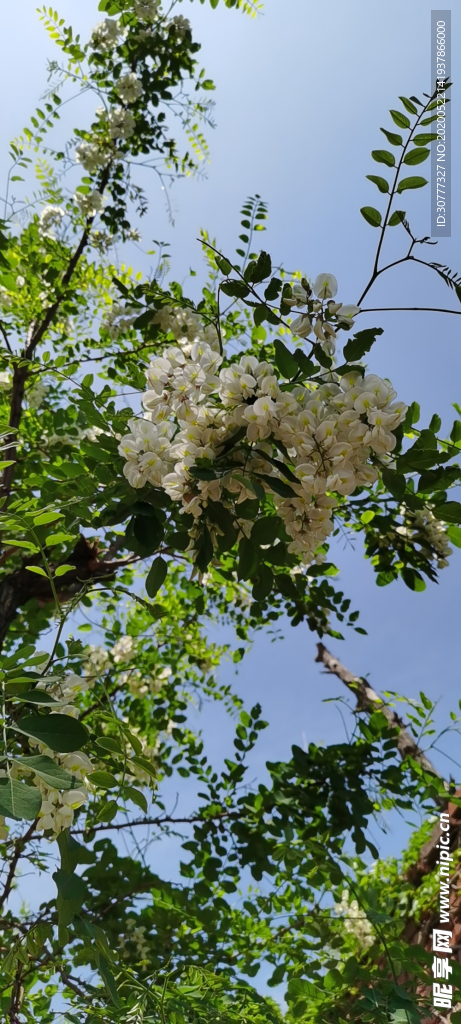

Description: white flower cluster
[74,190,104,218]
[397,506,452,569]
[83,637,170,698]
[169,15,191,38]
[335,888,374,950]
[39,205,65,238]
[152,305,220,354]
[27,380,49,409]
[75,140,113,173]
[134,0,160,21]
[285,273,360,358]
[120,917,151,960]
[108,107,136,139]
[120,326,407,564]
[90,18,123,50]
[103,301,140,339]
[116,73,143,104]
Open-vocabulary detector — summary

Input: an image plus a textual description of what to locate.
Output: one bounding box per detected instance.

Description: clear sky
[2,0,460,925]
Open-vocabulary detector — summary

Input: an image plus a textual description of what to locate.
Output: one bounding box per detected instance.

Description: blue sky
[2,0,461,920]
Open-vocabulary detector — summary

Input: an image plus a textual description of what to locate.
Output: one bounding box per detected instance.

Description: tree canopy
[0,4,460,1024]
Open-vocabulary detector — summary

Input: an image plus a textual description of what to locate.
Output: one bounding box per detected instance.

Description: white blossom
[169,15,191,38]
[120,288,408,567]
[27,380,49,409]
[90,18,123,51]
[313,273,338,299]
[116,73,143,105]
[134,0,160,21]
[335,889,374,950]
[39,205,65,237]
[75,140,112,173]
[74,190,104,217]
[108,107,136,139]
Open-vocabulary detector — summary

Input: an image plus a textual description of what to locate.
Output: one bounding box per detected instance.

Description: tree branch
[0,819,38,913]
[315,642,446,783]
[0,536,138,648]
[70,808,237,837]
[359,306,461,316]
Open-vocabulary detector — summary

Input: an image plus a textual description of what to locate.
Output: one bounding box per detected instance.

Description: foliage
[0,6,459,1024]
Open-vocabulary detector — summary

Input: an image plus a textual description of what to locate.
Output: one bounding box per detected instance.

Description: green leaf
[237,537,259,581]
[252,564,273,601]
[293,350,315,376]
[403,148,430,165]
[432,502,461,525]
[429,414,442,433]
[130,755,157,781]
[53,868,87,903]
[98,956,121,1008]
[95,737,123,755]
[403,400,420,427]
[257,474,296,498]
[390,109,411,129]
[124,786,148,814]
[360,207,382,227]
[130,515,163,553]
[54,565,75,578]
[255,450,298,483]
[25,566,48,577]
[397,176,428,193]
[264,277,282,301]
[12,713,88,752]
[13,755,76,790]
[401,568,426,592]
[366,175,389,193]
[89,770,117,789]
[33,511,63,526]
[146,556,168,598]
[376,570,398,586]
[447,525,461,548]
[273,339,298,378]
[220,280,250,299]
[450,420,461,443]
[97,799,118,822]
[53,862,87,929]
[206,501,238,552]
[398,96,418,114]
[413,132,438,145]
[251,516,280,545]
[417,466,460,493]
[0,779,42,821]
[8,690,59,705]
[216,255,232,275]
[371,150,395,167]
[380,127,403,146]
[343,327,383,362]
[244,251,271,283]
[324,968,343,991]
[195,524,214,573]
[388,210,406,226]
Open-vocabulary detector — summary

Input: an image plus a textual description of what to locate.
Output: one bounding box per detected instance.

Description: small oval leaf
[360,207,382,227]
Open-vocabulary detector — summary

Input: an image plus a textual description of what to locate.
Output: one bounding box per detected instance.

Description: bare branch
[315,642,446,783]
